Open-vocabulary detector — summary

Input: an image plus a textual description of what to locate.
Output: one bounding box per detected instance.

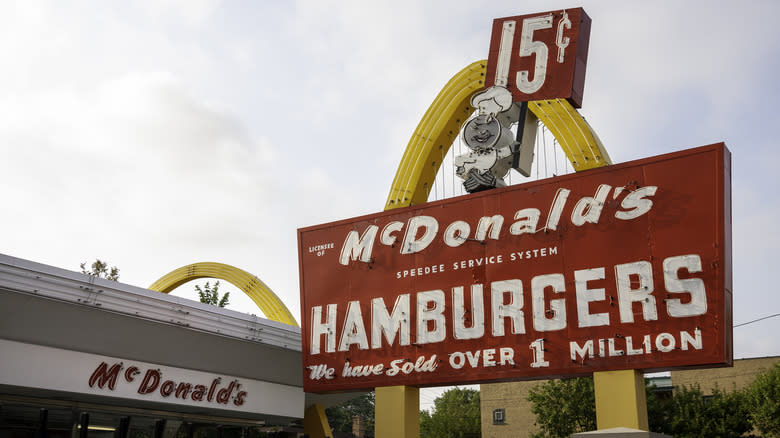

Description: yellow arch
[385,60,486,209]
[148,262,298,327]
[385,60,611,210]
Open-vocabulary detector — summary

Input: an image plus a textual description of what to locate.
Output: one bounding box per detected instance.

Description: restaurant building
[0,253,351,438]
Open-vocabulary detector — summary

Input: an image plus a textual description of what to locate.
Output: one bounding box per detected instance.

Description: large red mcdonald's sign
[298,144,732,393]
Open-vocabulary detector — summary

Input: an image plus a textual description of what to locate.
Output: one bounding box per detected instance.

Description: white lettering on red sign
[310,254,706,355]
[338,184,657,266]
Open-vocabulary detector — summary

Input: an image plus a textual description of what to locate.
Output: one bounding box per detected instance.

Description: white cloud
[133,0,221,26]
[0,67,277,289]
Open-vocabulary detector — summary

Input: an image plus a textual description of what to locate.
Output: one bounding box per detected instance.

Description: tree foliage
[645,384,669,433]
[528,377,755,438]
[745,363,780,436]
[652,384,752,437]
[80,259,120,281]
[527,377,596,437]
[325,392,374,436]
[195,281,230,307]
[419,387,481,438]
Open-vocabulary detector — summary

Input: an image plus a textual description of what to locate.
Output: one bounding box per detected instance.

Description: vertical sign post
[485,9,633,430]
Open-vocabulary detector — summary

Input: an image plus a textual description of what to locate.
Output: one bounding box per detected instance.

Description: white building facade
[0,254,347,438]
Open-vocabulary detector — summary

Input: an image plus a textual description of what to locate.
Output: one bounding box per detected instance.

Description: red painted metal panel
[298,144,732,393]
[484,8,591,108]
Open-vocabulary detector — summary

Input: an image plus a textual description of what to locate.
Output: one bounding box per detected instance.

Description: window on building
[492,408,506,425]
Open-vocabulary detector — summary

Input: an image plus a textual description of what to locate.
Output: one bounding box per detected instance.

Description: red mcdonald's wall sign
[87,361,248,406]
[298,144,732,393]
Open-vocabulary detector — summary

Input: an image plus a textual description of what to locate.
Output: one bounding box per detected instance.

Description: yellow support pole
[375,386,420,438]
[593,370,649,430]
[303,403,334,438]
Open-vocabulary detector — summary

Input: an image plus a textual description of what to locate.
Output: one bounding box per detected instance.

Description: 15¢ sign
[485,8,591,107]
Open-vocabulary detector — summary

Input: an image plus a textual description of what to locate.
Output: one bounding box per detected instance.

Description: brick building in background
[480,356,780,438]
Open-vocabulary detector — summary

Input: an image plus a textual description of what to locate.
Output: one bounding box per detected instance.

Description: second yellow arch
[149,262,298,327]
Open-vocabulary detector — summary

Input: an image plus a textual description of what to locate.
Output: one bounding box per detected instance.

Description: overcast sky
[2,0,779,408]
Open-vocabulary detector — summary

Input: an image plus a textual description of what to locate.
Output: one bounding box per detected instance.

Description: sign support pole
[375,386,419,438]
[303,403,333,438]
[593,370,649,430]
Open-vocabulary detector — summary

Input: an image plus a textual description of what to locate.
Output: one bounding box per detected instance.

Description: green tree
[745,363,780,436]
[653,384,752,438]
[528,377,753,438]
[419,387,480,438]
[325,392,374,436]
[80,259,120,281]
[195,281,230,307]
[527,377,596,437]
[645,383,670,433]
